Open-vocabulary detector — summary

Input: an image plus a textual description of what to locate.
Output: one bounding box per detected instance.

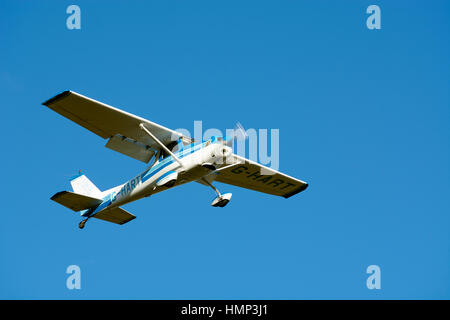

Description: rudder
[70,174,102,198]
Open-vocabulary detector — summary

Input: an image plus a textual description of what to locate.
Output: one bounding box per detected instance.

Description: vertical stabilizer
[70,174,102,198]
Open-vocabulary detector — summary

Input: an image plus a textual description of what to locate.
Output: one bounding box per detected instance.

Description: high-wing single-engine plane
[43,91,308,229]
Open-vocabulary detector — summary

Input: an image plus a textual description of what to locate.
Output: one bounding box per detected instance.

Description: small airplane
[43,91,308,229]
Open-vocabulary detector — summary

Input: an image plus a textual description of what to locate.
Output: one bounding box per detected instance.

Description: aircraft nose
[219,145,233,159]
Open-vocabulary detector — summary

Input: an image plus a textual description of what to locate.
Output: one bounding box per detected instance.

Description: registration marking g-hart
[230,165,297,191]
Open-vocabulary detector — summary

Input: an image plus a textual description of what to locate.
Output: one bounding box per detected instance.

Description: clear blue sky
[0,0,449,299]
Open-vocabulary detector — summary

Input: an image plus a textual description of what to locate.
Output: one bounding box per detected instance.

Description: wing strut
[201,177,232,207]
[201,177,221,197]
[139,123,185,168]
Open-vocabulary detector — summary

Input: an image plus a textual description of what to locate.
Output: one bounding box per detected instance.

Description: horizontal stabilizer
[93,207,136,225]
[51,191,103,212]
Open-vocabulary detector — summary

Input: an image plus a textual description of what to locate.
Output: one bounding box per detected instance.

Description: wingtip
[42,90,73,106]
[283,183,308,199]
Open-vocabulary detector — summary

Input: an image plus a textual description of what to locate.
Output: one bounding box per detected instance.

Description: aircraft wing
[42,91,186,163]
[213,154,308,198]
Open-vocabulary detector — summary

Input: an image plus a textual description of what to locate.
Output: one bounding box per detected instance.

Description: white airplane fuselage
[82,139,230,219]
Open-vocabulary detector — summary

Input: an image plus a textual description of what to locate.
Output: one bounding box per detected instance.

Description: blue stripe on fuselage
[88,141,209,218]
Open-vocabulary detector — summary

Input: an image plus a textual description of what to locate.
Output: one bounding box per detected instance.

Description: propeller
[224,122,248,146]
[233,122,248,141]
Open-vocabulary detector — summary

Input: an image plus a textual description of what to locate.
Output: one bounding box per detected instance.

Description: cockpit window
[209,136,223,144]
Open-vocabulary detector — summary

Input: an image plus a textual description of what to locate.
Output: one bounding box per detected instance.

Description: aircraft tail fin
[70,173,103,198]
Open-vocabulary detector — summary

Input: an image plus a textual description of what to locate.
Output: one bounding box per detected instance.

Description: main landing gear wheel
[211,193,232,207]
[201,178,232,208]
[78,219,88,229]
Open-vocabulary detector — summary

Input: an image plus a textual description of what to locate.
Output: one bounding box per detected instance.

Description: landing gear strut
[78,218,88,229]
[202,178,232,207]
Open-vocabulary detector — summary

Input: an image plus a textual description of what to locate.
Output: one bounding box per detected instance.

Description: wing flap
[105,134,156,163]
[93,207,136,225]
[50,191,103,212]
[214,155,308,198]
